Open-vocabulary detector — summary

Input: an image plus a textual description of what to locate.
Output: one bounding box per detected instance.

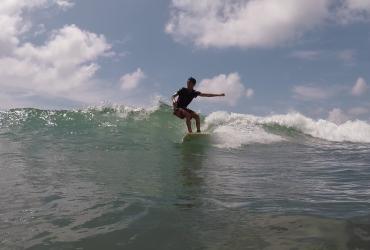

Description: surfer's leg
[185,116,192,133]
[185,109,200,133]
[177,108,193,133]
[193,113,201,132]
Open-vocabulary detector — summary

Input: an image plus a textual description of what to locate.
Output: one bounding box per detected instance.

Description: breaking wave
[204,111,370,148]
[0,103,369,149]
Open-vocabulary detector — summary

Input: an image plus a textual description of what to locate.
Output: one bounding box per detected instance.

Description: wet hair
[188,77,197,85]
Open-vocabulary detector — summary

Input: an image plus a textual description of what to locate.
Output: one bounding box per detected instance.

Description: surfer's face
[187,81,195,89]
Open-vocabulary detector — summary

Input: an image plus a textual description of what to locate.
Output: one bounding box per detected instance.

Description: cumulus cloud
[165,0,370,49]
[342,0,370,14]
[346,0,370,10]
[0,0,50,55]
[337,0,370,23]
[120,68,146,90]
[0,25,111,101]
[293,78,368,102]
[328,108,349,124]
[16,25,110,68]
[351,77,368,96]
[245,88,254,98]
[55,0,74,9]
[197,73,252,106]
[166,0,330,48]
[292,85,330,100]
[0,0,115,108]
[328,106,370,124]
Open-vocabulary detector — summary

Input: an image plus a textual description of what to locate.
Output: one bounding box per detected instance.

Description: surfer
[172,77,225,133]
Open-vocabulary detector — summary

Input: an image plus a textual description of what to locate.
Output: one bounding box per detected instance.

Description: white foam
[203,111,370,148]
[260,113,370,143]
[84,103,160,120]
[203,112,283,148]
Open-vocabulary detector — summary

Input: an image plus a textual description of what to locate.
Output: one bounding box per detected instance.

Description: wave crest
[204,111,370,148]
[1,105,369,147]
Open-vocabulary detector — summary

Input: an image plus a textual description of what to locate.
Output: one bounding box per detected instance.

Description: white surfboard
[182,132,210,142]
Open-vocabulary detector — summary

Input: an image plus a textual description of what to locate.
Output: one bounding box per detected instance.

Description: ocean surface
[1,103,370,250]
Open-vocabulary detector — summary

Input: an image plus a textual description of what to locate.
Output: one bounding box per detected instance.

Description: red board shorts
[173,107,196,119]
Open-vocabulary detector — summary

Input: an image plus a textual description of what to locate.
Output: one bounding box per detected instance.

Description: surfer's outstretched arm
[199,93,225,97]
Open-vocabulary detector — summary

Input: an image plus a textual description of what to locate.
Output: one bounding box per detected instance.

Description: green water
[1,105,370,249]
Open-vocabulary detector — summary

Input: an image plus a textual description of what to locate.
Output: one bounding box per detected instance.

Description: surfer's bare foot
[197,130,201,133]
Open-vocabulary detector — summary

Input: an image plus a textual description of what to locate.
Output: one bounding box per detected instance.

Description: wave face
[1,104,370,148]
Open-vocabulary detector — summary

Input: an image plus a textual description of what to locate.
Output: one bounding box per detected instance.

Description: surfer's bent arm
[172,93,179,109]
[199,93,225,97]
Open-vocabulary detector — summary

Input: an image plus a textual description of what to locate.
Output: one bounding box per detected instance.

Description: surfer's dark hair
[188,77,197,85]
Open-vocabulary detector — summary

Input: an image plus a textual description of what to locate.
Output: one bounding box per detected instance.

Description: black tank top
[176,88,201,108]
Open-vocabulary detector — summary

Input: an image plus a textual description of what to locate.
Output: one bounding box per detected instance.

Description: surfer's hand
[220,93,225,96]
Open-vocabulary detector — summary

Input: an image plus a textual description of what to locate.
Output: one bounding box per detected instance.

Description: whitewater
[1,103,370,249]
[1,103,370,147]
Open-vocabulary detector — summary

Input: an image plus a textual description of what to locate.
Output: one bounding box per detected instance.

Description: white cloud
[197,73,251,106]
[120,68,146,90]
[327,106,370,124]
[337,0,370,23]
[166,1,370,49]
[293,78,368,102]
[0,25,111,99]
[55,0,74,9]
[351,77,368,96]
[245,88,254,98]
[166,0,330,48]
[328,108,349,124]
[0,1,113,108]
[0,0,50,56]
[293,85,330,100]
[33,24,47,37]
[16,25,110,68]
[344,0,370,12]
[290,50,321,60]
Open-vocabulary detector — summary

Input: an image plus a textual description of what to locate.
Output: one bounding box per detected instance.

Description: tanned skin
[172,80,225,133]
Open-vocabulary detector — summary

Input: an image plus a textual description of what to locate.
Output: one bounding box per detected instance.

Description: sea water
[0,103,369,249]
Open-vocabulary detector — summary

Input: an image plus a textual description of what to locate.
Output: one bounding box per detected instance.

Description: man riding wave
[172,77,225,133]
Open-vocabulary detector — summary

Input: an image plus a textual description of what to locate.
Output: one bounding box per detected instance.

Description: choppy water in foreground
[1,104,370,250]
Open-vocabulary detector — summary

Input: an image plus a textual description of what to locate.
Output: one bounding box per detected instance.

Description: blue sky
[1,0,369,122]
